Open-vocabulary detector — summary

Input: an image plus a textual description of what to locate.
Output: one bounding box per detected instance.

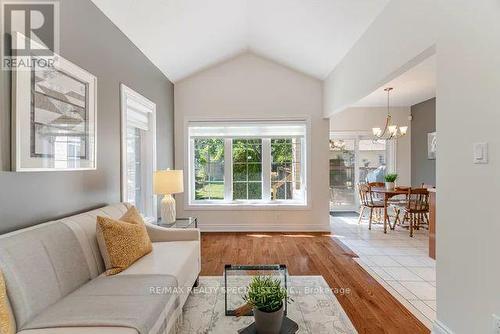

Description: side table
[157,217,198,228]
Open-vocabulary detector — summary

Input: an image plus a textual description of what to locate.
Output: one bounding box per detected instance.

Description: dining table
[370,187,409,233]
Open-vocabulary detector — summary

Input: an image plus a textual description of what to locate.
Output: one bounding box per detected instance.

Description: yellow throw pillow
[96,207,153,275]
[120,206,146,225]
[0,271,15,334]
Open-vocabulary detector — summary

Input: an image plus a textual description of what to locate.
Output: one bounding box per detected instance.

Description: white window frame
[120,84,157,222]
[185,119,310,210]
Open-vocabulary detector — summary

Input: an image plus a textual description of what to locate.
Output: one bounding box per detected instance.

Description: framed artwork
[12,33,97,171]
[428,132,437,160]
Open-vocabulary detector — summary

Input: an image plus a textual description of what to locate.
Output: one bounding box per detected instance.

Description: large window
[188,122,307,206]
[121,85,157,221]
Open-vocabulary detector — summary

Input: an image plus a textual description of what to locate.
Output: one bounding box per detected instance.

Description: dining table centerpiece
[384,173,398,191]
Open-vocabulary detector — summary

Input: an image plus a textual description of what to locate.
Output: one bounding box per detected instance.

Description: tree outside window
[194,139,224,200]
[271,139,301,200]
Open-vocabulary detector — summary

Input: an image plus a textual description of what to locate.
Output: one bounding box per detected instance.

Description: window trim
[185,118,311,210]
[120,84,157,222]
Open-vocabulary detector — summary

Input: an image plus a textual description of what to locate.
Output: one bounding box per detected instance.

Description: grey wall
[0,0,174,234]
[411,98,436,186]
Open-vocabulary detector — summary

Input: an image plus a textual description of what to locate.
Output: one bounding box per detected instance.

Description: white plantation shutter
[188,121,306,138]
[126,97,151,130]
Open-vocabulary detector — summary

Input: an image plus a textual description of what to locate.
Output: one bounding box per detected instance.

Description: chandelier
[372,88,408,140]
[329,139,346,151]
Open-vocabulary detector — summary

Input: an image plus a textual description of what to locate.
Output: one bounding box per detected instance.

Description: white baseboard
[433,320,454,334]
[198,223,330,232]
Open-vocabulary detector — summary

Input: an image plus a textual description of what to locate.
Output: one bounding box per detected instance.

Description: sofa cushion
[0,223,91,328]
[118,241,200,289]
[22,274,178,334]
[61,203,130,278]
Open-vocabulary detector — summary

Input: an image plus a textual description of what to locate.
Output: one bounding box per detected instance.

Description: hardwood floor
[201,231,430,334]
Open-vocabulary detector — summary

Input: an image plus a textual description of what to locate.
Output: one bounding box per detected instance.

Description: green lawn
[195,183,224,200]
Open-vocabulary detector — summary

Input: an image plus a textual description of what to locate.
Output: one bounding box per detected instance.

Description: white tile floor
[330,214,436,329]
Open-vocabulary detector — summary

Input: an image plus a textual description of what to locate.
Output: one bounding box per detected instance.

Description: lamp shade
[154,170,184,195]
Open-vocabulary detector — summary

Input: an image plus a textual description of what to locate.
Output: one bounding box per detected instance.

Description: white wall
[329,107,411,186]
[174,53,330,231]
[435,0,500,333]
[323,0,437,116]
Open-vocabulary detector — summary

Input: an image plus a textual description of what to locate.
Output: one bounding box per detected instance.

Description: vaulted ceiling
[91,0,389,82]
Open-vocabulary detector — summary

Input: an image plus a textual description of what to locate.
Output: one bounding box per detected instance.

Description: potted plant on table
[384,173,398,190]
[238,276,290,334]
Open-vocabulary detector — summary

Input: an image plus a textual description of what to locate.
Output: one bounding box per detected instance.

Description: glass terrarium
[224,264,288,316]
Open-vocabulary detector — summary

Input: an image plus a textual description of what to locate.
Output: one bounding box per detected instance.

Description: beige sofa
[0,203,201,334]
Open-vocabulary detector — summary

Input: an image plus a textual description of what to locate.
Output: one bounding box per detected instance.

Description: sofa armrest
[145,223,200,242]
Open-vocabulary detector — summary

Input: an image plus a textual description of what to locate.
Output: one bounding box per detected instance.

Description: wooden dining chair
[358,183,385,230]
[419,183,434,224]
[367,182,386,209]
[399,188,430,237]
[391,186,411,204]
[388,186,411,228]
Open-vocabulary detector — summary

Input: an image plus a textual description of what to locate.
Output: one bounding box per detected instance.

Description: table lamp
[153,169,184,224]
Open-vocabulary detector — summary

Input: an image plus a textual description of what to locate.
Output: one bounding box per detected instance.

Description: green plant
[243,276,289,313]
[384,173,398,182]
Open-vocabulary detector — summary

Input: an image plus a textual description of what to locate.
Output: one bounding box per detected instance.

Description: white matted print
[12,33,97,171]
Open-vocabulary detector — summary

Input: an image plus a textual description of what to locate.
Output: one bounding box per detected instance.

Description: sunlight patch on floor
[245,234,272,238]
[323,234,346,239]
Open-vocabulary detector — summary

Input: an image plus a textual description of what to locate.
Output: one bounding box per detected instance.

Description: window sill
[185,202,310,211]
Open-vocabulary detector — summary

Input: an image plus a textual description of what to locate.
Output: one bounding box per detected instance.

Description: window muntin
[188,122,307,206]
[194,139,225,200]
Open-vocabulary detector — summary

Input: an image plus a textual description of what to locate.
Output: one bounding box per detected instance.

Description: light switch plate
[473,142,488,164]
